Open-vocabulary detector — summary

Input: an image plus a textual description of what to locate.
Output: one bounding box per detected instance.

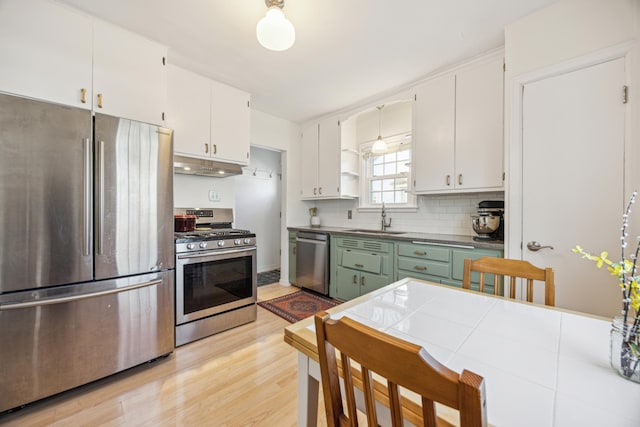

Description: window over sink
[359,135,416,210]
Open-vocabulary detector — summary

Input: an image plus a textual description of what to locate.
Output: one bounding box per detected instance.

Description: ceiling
[56,0,558,124]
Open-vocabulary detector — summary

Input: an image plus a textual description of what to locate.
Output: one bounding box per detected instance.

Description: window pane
[383,152,396,163]
[373,164,384,176]
[397,163,409,174]
[395,177,408,190]
[382,179,394,191]
[382,192,394,203]
[383,163,397,175]
[373,155,384,165]
[397,149,410,161]
[395,191,407,203]
[372,192,382,204]
[371,179,382,191]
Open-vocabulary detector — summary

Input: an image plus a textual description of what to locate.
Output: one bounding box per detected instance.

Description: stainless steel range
[174,208,257,346]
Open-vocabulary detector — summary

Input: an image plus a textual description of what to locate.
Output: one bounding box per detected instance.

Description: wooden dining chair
[314,311,487,427]
[462,257,555,306]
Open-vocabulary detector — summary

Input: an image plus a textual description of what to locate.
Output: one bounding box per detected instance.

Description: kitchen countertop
[287,225,503,251]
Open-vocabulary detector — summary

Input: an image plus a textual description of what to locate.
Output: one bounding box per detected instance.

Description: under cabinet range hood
[174,154,243,177]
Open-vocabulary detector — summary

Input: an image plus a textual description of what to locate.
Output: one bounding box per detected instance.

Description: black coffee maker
[471,200,504,242]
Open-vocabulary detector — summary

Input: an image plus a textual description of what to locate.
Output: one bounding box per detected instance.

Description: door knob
[527,241,554,251]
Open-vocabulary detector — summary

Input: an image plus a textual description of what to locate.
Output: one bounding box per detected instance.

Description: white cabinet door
[167,65,211,157]
[93,20,167,125]
[455,57,504,190]
[0,0,92,108]
[301,123,319,198]
[412,75,455,192]
[317,117,341,198]
[211,81,250,165]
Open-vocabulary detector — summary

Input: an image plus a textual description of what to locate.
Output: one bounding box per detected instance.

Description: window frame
[358,135,416,211]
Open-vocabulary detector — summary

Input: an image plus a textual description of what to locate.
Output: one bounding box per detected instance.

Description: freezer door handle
[96,140,105,255]
[0,279,162,310]
[83,138,92,256]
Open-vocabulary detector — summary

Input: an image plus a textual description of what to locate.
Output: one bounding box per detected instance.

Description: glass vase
[610,316,640,383]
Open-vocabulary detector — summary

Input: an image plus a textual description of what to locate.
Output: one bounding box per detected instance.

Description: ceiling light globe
[371,137,388,154]
[256,7,295,51]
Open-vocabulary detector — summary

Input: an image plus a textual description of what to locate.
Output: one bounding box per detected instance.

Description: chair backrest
[314,311,487,427]
[462,257,555,306]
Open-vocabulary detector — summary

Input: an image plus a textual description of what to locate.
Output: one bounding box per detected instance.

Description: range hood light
[183,166,191,171]
[173,154,243,177]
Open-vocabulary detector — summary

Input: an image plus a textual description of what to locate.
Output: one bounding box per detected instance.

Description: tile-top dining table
[284,278,640,427]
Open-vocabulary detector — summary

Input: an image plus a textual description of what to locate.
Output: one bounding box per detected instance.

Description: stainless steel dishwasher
[296,231,329,295]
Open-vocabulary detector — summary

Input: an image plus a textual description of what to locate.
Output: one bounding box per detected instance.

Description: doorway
[520,57,626,316]
[235,146,283,282]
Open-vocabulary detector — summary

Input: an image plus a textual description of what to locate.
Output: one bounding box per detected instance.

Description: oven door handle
[177,246,257,260]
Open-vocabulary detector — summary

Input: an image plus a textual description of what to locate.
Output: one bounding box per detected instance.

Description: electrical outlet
[347,210,352,219]
[208,190,221,202]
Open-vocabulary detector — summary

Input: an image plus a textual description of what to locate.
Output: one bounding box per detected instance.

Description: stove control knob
[187,243,195,250]
[243,238,251,244]
[199,242,207,249]
[234,239,241,245]
[217,240,225,247]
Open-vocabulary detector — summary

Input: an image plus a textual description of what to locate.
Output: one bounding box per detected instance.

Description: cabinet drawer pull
[446,174,451,186]
[414,266,427,271]
[352,275,357,284]
[360,276,365,286]
[313,187,317,195]
[354,263,364,268]
[205,143,209,154]
[319,187,322,195]
[213,144,217,154]
[414,250,426,256]
[80,88,87,104]
[97,93,103,108]
[458,174,463,185]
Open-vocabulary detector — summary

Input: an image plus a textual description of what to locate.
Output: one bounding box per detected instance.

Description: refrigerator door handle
[97,140,105,255]
[0,279,162,310]
[83,138,92,256]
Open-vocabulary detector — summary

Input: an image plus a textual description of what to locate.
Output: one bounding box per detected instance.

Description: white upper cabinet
[0,0,92,108]
[412,54,504,193]
[412,74,456,192]
[93,20,167,126]
[210,80,251,164]
[300,116,356,200]
[167,65,250,165]
[167,65,211,156]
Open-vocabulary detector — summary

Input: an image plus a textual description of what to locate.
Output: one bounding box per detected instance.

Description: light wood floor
[0,283,328,427]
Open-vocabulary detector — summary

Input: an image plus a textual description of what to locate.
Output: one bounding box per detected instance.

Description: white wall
[235,146,282,273]
[250,109,303,283]
[173,173,236,209]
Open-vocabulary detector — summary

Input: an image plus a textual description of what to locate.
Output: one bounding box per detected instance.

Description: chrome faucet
[381,202,392,231]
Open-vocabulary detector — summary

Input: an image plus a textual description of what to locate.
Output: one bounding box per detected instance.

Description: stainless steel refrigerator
[0,93,175,412]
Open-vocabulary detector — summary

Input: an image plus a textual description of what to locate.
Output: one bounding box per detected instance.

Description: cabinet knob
[97,93,103,109]
[80,88,87,104]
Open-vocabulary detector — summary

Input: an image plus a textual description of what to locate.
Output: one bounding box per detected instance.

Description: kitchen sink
[344,229,407,235]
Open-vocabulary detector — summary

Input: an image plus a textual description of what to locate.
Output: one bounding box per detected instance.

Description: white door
[211,80,251,165]
[522,58,625,317]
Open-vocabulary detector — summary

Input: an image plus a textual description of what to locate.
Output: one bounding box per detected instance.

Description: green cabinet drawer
[335,237,391,253]
[398,243,450,262]
[341,250,382,274]
[397,258,449,278]
[451,248,502,281]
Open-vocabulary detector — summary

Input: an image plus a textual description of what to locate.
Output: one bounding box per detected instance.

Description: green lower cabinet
[331,236,394,301]
[288,231,297,284]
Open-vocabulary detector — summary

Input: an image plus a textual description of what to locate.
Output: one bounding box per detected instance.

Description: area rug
[258,290,340,323]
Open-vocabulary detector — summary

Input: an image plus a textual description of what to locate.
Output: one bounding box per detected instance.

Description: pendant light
[371,105,388,154]
[256,0,295,51]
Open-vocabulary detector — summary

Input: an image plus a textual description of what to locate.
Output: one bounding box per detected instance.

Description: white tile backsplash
[309,192,504,235]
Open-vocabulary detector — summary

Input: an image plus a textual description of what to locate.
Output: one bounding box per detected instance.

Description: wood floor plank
[0,284,327,427]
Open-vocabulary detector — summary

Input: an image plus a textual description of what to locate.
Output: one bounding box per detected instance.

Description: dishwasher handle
[297,231,329,242]
[296,237,328,245]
